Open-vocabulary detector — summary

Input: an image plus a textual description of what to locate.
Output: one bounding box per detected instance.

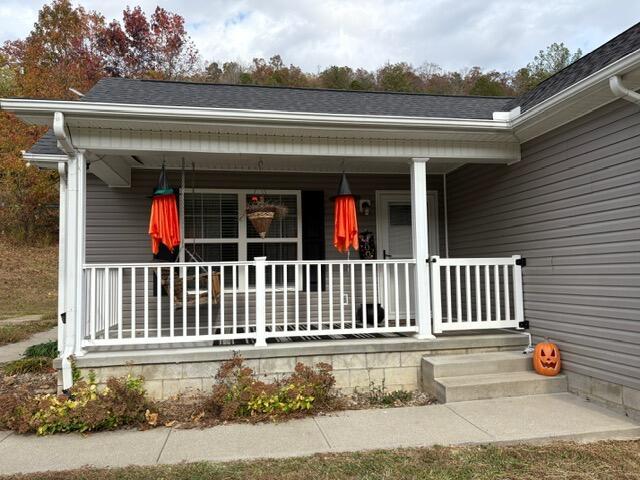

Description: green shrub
[2,356,53,375]
[24,340,58,359]
[0,374,149,435]
[206,355,336,420]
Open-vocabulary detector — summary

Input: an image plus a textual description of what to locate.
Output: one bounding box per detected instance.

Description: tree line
[0,0,582,243]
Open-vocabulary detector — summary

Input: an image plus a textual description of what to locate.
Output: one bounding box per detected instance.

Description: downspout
[609,75,640,105]
[53,112,78,390]
[443,173,449,258]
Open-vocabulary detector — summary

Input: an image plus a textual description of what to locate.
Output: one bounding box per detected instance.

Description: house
[2,22,639,417]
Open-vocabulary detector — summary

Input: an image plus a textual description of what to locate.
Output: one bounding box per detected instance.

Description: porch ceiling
[93,151,465,175]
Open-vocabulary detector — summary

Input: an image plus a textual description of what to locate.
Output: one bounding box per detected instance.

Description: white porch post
[410,158,435,339]
[61,150,87,388]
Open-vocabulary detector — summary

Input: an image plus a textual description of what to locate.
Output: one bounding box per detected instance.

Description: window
[182,189,302,287]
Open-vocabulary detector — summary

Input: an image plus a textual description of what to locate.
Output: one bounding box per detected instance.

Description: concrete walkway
[0,328,57,364]
[0,392,638,475]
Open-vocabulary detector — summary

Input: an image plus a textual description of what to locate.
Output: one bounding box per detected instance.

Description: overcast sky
[1,0,639,73]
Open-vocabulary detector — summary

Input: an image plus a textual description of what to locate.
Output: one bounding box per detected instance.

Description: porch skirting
[56,332,528,399]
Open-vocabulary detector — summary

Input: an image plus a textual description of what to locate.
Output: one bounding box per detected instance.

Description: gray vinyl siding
[446,98,640,390]
[85,170,445,264]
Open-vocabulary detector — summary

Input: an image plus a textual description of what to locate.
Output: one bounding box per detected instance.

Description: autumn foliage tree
[96,6,199,79]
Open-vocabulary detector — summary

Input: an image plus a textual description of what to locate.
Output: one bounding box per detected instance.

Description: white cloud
[1,0,638,73]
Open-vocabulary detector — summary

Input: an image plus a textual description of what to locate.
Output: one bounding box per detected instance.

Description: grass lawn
[2,440,639,480]
[0,238,57,320]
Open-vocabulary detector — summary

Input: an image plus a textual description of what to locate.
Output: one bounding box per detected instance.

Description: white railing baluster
[157,266,162,337]
[306,263,311,331]
[232,265,237,334]
[117,267,123,339]
[271,264,276,331]
[182,265,187,337]
[361,263,367,327]
[143,267,148,339]
[220,266,225,335]
[244,264,249,334]
[90,268,96,341]
[283,264,288,332]
[504,264,511,322]
[328,264,334,330]
[445,265,452,323]
[317,264,322,331]
[195,265,200,336]
[207,265,212,336]
[475,265,481,322]
[339,263,345,330]
[350,264,356,328]
[372,263,378,328]
[294,265,300,332]
[455,265,461,323]
[169,267,174,337]
[383,263,389,329]
[465,265,471,324]
[393,262,399,327]
[104,267,110,341]
[485,264,491,322]
[404,262,411,326]
[131,267,136,339]
[494,264,501,322]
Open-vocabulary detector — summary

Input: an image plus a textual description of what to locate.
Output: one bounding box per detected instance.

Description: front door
[376,191,439,318]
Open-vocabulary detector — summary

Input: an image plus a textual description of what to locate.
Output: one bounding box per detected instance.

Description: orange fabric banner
[148,194,181,255]
[333,195,359,253]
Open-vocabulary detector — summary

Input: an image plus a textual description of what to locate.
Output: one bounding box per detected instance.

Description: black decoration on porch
[153,163,173,196]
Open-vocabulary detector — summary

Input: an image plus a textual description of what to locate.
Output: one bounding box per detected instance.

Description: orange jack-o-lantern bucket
[533,340,561,376]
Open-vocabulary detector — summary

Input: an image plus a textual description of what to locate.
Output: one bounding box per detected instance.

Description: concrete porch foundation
[57,332,528,399]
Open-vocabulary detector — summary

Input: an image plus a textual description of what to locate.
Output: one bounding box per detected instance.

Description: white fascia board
[22,152,68,169]
[0,98,512,132]
[510,49,640,138]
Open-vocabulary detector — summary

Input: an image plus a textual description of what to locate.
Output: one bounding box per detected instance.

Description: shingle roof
[25,21,640,156]
[27,128,64,156]
[505,21,640,112]
[83,77,512,119]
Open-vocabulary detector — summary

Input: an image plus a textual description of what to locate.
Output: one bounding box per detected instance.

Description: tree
[514,42,582,94]
[319,66,354,90]
[96,6,199,79]
[1,0,104,100]
[248,55,310,87]
[376,62,423,92]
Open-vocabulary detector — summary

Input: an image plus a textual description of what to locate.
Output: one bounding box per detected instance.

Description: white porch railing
[430,255,524,333]
[81,258,418,347]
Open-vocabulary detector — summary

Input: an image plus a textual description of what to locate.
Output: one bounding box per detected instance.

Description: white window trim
[181,188,303,263]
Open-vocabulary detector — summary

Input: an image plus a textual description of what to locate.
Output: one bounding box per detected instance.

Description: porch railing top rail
[83,259,417,269]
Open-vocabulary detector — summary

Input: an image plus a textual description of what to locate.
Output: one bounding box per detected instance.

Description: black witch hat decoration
[153,163,173,196]
[331,173,358,200]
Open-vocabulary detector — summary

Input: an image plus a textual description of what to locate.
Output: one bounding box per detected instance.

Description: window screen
[184,193,238,239]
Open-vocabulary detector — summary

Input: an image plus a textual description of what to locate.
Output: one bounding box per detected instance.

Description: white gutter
[0,98,512,131]
[53,111,75,156]
[609,75,640,105]
[23,152,67,169]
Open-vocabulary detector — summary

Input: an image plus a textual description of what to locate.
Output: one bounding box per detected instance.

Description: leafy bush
[206,355,336,420]
[2,356,53,375]
[0,374,149,435]
[24,340,58,359]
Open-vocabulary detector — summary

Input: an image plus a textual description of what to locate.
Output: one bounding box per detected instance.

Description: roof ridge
[97,76,514,100]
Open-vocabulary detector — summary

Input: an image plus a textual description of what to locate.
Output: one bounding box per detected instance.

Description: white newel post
[254,256,267,347]
[61,150,87,389]
[410,158,435,339]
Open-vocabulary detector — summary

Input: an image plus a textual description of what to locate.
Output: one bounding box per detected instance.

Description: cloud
[1,0,638,73]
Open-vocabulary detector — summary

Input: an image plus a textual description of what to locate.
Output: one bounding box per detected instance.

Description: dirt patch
[0,238,58,320]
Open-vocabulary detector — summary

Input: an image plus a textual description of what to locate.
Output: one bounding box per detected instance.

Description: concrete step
[422,351,533,379]
[434,371,568,403]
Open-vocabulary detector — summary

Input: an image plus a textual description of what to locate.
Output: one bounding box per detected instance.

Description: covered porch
[17,100,525,387]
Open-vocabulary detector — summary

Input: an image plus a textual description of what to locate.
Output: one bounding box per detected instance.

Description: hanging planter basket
[246,196,288,239]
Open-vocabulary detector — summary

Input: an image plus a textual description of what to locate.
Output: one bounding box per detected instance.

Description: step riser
[437,376,568,403]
